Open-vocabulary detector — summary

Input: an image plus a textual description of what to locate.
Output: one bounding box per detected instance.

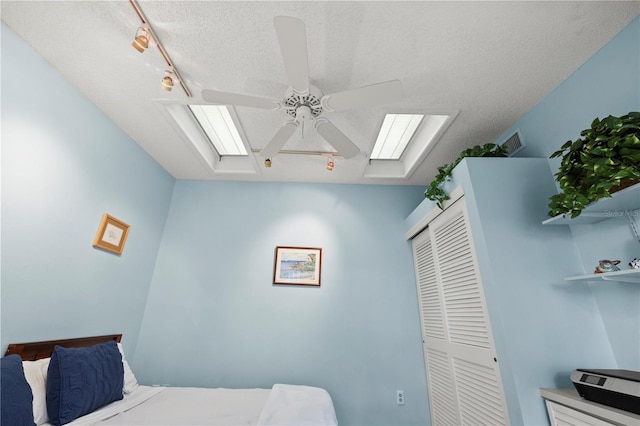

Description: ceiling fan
[201,16,403,160]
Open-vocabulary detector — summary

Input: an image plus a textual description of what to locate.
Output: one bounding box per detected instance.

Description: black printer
[571,369,640,415]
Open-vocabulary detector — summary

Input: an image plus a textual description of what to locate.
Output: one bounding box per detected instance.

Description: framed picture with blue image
[273,246,322,286]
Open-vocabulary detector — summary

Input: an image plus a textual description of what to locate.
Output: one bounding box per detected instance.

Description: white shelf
[565,269,640,284]
[543,182,640,225]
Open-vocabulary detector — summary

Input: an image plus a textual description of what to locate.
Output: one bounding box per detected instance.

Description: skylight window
[371,114,424,160]
[188,105,248,156]
[363,111,457,179]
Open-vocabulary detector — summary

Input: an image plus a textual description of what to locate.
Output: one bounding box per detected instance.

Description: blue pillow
[1,354,36,426]
[46,340,124,425]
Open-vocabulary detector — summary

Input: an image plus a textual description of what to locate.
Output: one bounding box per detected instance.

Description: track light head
[132,34,148,52]
[132,25,152,53]
[161,76,174,91]
[161,68,179,92]
[326,157,335,171]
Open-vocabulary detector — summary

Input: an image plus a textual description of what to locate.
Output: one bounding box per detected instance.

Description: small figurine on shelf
[594,260,621,274]
[630,258,640,269]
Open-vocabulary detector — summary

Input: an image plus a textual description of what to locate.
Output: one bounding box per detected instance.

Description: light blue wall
[1,23,175,357]
[1,19,428,425]
[406,159,617,426]
[2,9,638,426]
[133,180,429,425]
[462,159,617,426]
[496,14,640,370]
[500,16,640,161]
[405,14,639,426]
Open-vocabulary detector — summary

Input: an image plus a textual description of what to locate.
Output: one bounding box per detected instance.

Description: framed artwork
[92,214,130,255]
[273,246,322,286]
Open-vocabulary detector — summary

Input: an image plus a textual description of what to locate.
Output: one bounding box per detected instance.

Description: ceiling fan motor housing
[284,85,323,119]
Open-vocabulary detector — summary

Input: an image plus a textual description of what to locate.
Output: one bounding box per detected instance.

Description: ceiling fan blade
[322,80,403,111]
[260,122,298,158]
[273,16,310,94]
[315,119,360,159]
[202,89,279,110]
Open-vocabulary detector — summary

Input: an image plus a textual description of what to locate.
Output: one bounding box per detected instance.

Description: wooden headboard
[4,334,122,361]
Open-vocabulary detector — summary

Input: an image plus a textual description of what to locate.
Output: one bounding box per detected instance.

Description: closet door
[412,196,509,426]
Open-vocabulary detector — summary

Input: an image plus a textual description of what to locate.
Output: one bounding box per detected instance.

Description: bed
[2,334,338,426]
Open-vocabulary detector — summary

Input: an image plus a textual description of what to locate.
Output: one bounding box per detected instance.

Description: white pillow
[22,358,50,425]
[117,343,139,394]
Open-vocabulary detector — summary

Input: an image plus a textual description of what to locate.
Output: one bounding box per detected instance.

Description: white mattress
[47,384,337,426]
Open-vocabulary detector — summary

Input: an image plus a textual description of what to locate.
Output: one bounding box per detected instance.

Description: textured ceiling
[2,1,639,185]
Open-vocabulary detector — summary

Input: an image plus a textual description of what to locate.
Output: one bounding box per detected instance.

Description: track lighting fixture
[161,76,173,91]
[161,68,179,92]
[132,24,152,53]
[128,0,191,97]
[326,157,335,171]
[265,159,272,168]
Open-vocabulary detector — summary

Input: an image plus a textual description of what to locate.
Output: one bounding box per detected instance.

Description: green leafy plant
[425,143,508,209]
[548,111,640,218]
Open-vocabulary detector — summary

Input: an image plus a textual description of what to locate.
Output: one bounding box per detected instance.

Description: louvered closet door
[412,196,509,426]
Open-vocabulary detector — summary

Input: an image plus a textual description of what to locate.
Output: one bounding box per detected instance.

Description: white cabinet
[412,195,509,426]
[546,400,617,426]
[541,388,640,426]
[546,401,617,426]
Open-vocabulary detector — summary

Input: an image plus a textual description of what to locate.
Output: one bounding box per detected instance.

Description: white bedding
[46,386,165,426]
[257,384,338,426]
[47,384,337,426]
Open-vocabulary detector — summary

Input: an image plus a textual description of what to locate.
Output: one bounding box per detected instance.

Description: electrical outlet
[396,390,405,405]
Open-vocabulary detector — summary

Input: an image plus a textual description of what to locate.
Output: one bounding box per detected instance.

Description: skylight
[188,105,248,156]
[363,111,457,179]
[371,114,424,160]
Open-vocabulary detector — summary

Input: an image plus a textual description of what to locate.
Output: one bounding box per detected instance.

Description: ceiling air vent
[501,130,525,157]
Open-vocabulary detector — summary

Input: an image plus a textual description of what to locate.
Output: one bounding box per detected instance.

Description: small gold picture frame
[93,214,130,255]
